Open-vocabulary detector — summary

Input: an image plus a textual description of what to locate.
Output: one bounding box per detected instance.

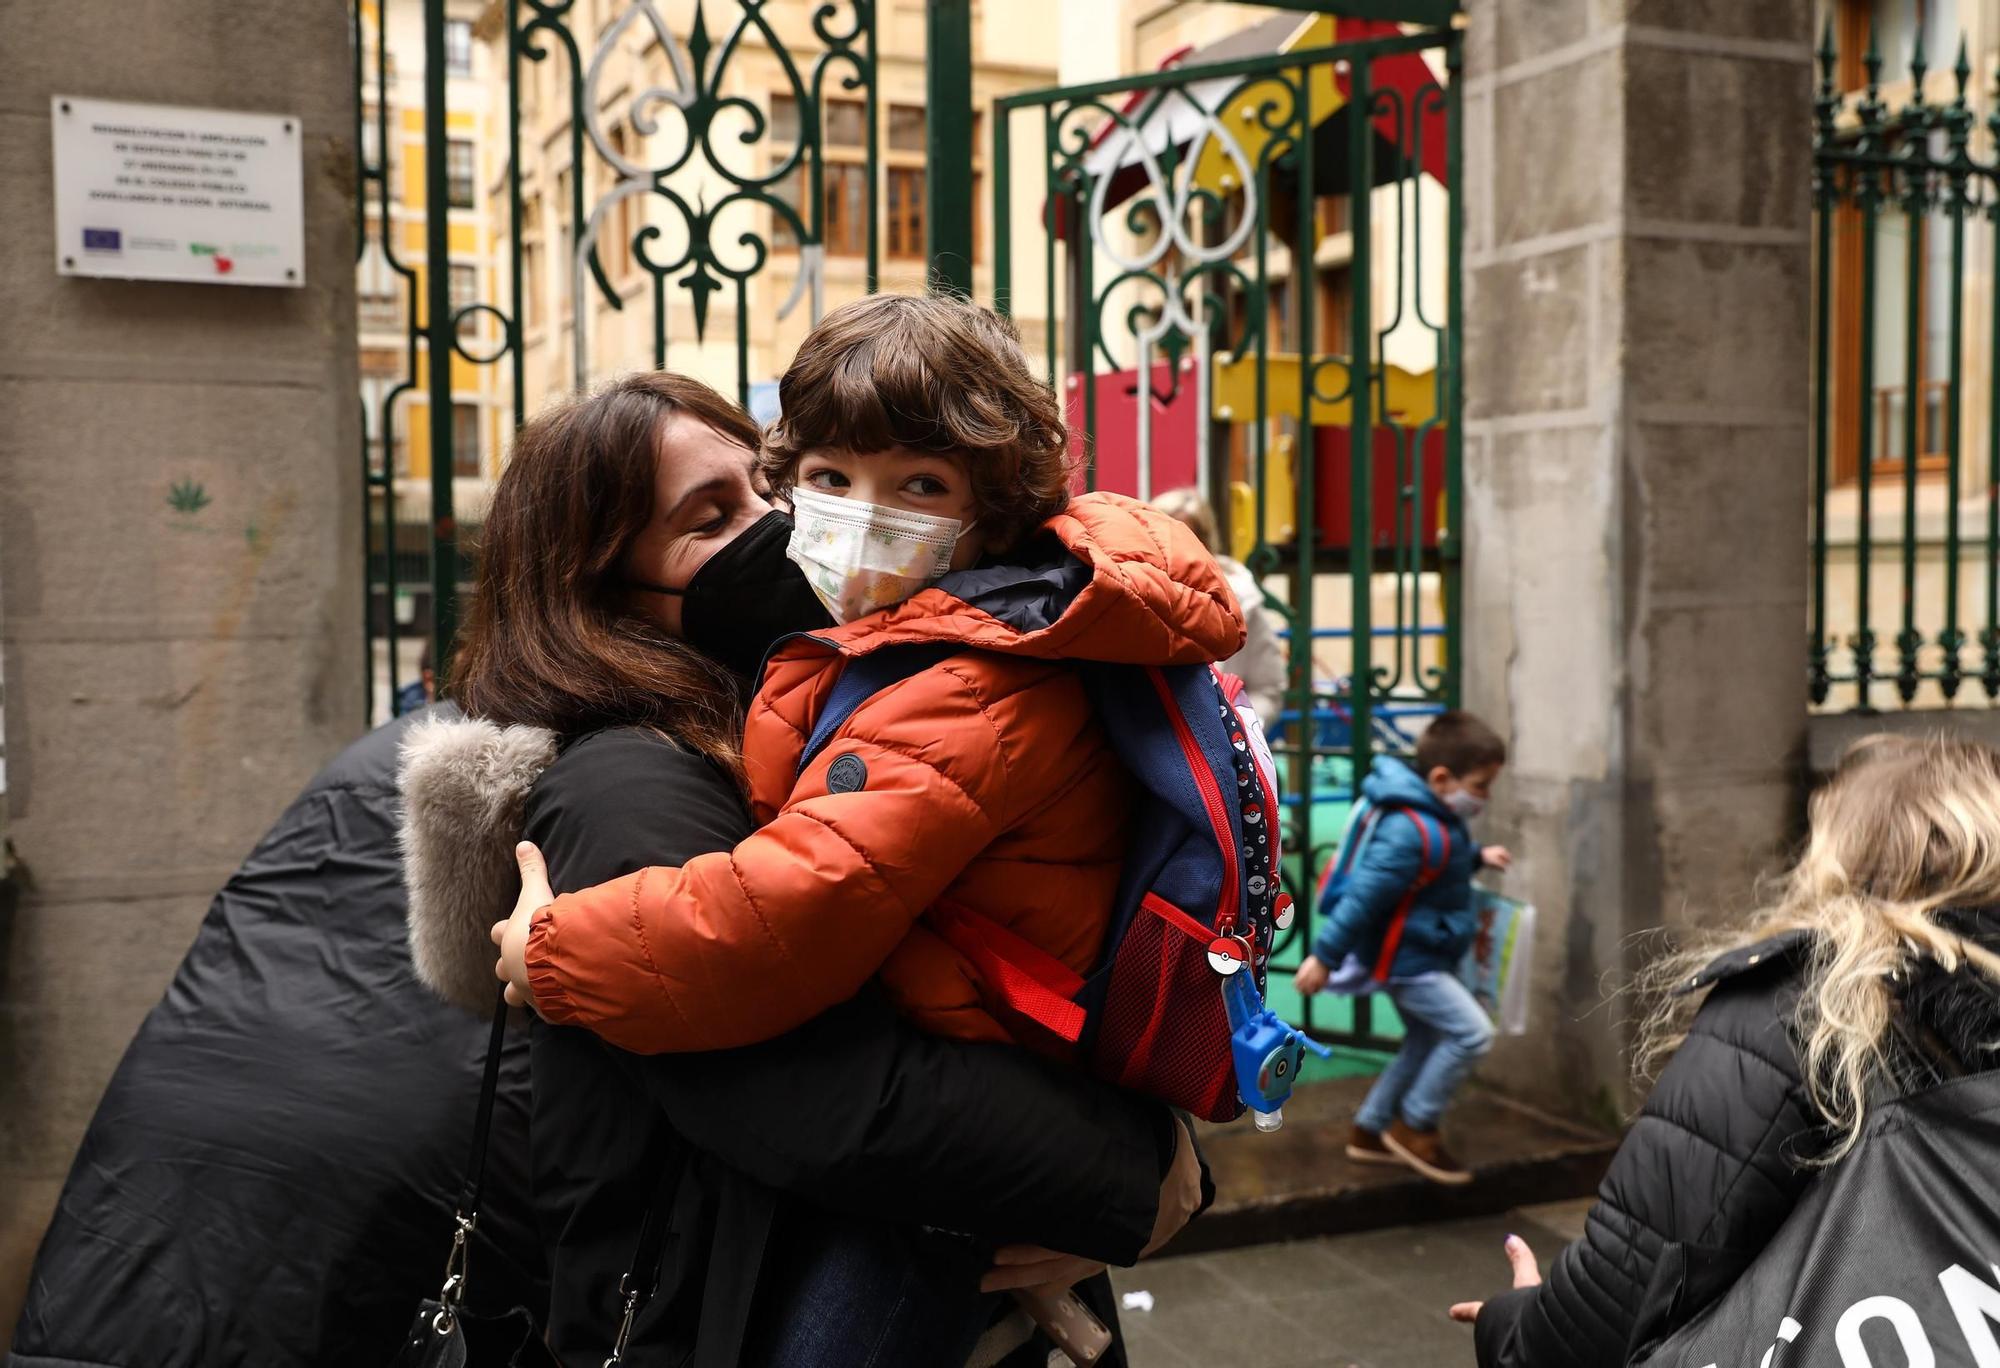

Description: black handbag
[1632,1015,2000,1367]
[387,991,674,1368]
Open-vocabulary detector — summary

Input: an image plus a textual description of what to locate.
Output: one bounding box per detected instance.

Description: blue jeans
[745,1216,1000,1368]
[1354,971,1495,1133]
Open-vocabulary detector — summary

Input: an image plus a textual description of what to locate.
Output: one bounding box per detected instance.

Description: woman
[1449,733,2000,1365]
[403,372,1204,1367]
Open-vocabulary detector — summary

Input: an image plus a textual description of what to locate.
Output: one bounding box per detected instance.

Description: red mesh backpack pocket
[1089,894,1238,1122]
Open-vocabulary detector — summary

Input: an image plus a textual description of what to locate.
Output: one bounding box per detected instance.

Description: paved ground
[1108,1199,1592,1368]
[1183,1075,1616,1253]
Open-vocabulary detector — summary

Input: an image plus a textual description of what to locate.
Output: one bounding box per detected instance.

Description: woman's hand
[490,841,552,1010]
[1448,1233,1541,1323]
[980,1115,1204,1293]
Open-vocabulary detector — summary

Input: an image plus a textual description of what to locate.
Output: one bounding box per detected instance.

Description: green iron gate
[993,16,1462,1048]
[354,0,930,718]
[355,0,1461,1050]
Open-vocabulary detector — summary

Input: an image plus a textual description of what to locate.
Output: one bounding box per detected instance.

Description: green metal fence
[1811,20,2000,711]
[354,0,906,717]
[354,0,1461,1051]
[994,19,1461,1048]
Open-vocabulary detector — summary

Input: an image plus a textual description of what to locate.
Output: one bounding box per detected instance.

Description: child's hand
[490,841,552,1010]
[1481,845,1514,872]
[1293,954,1331,997]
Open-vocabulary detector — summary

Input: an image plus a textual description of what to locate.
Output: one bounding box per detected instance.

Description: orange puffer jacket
[523,492,1245,1053]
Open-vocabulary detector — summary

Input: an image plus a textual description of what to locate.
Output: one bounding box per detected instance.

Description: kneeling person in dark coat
[6,707,548,1368]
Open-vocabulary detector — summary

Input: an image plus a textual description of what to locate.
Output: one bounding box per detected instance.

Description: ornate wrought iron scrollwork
[532,0,875,392]
[357,0,878,723]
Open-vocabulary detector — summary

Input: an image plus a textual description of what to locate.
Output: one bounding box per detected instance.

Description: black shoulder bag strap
[431,987,513,1337]
[601,1139,691,1366]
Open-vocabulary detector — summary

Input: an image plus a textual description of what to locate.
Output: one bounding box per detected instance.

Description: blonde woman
[1450,733,2000,1366]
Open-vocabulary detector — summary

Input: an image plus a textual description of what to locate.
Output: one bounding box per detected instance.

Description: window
[361,106,383,173]
[825,98,867,149]
[521,192,544,330]
[1833,1,1958,91]
[555,168,574,316]
[452,404,481,477]
[770,93,801,146]
[1823,5,1958,485]
[765,93,870,152]
[887,168,922,259]
[449,263,478,315]
[602,125,638,282]
[446,139,476,208]
[523,238,545,331]
[359,366,397,476]
[1844,211,1952,479]
[821,165,869,256]
[445,19,474,77]
[772,96,869,257]
[448,263,479,341]
[358,244,397,302]
[888,104,925,153]
[764,96,987,264]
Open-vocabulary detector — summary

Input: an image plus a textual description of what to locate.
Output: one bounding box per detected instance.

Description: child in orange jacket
[491,294,1244,1058]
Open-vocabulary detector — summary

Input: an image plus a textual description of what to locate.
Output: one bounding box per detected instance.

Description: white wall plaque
[51,96,305,288]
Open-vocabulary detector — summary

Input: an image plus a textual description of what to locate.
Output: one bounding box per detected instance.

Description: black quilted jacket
[1475,915,2000,1368]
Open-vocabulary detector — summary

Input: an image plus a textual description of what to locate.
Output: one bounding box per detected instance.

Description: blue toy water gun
[1221,965,1331,1131]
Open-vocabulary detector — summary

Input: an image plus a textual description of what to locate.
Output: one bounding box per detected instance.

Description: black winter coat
[1475,918,2000,1368]
[6,709,549,1368]
[512,727,1184,1367]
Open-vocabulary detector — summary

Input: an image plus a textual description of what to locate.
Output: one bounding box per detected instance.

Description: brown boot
[1383,1119,1473,1186]
[1345,1124,1400,1166]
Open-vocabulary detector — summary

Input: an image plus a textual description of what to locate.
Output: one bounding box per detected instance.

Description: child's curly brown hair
[760,293,1074,548]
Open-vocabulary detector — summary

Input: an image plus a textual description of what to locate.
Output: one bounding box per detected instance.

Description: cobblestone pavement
[1107,1200,1592,1368]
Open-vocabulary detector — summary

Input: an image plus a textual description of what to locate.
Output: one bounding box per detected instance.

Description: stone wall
[1461,1,1814,1122]
[0,0,360,1329]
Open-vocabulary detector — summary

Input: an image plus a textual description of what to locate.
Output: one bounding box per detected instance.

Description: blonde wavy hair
[1637,733,2000,1160]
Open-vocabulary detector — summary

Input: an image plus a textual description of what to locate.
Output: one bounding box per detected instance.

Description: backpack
[1629,1042,2000,1368]
[1313,798,1453,982]
[799,645,1321,1124]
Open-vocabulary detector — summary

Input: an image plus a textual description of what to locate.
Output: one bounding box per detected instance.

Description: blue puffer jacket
[1310,755,1481,979]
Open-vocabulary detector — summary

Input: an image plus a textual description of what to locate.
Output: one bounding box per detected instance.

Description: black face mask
[630,509,834,679]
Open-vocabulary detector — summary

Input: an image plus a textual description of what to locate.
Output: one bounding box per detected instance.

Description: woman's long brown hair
[451,371,759,775]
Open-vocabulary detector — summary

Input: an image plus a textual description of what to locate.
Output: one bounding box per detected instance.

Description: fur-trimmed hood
[398,714,558,1012]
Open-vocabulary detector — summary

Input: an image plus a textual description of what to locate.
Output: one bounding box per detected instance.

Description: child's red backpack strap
[933,904,1088,1049]
[1370,810,1452,982]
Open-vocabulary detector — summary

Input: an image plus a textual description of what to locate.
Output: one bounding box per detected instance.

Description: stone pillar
[1461,3,1812,1123]
[0,1,360,1327]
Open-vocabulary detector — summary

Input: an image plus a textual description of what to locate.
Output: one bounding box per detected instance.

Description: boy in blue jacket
[1294,711,1511,1185]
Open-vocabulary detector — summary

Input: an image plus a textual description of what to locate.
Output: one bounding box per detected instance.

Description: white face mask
[1444,789,1485,822]
[785,485,966,624]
